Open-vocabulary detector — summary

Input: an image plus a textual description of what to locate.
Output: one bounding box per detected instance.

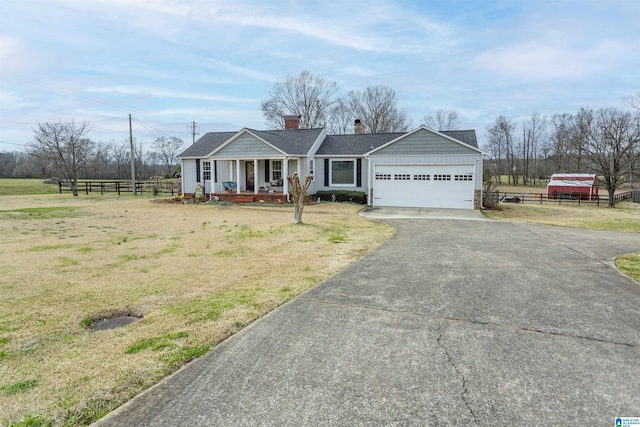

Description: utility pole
[129,114,136,195]
[188,121,199,145]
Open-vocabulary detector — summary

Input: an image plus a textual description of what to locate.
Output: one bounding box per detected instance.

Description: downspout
[364,153,372,206]
[284,156,291,202]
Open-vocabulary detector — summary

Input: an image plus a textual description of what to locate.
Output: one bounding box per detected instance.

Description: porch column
[296,158,301,177]
[254,159,258,194]
[283,157,289,195]
[235,159,241,194]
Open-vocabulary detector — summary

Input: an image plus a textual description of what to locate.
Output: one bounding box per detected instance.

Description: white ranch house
[178,117,483,209]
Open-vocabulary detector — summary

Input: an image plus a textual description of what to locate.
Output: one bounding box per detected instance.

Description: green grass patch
[0,206,81,219]
[77,246,94,253]
[616,253,640,283]
[2,379,38,395]
[153,243,179,258]
[8,412,53,427]
[0,179,60,195]
[159,344,211,369]
[27,243,74,252]
[125,331,189,355]
[166,289,262,323]
[125,338,159,354]
[57,256,80,267]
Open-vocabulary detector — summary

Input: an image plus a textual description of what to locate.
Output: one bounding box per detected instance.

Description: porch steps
[232,195,255,203]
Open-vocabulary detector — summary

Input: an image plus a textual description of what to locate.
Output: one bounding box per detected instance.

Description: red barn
[547,174,599,200]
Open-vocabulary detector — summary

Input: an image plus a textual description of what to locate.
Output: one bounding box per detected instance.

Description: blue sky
[1,0,638,152]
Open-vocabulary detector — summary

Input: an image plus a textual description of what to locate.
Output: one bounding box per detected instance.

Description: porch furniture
[222,181,237,192]
[262,183,275,193]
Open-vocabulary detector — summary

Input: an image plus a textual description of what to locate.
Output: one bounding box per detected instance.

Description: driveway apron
[94,217,640,426]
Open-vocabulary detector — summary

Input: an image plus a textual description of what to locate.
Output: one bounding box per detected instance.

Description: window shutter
[324,159,329,187]
[196,159,201,183]
[356,158,362,187]
[214,160,217,183]
[265,160,270,182]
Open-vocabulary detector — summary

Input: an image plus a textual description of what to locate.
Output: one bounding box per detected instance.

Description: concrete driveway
[95,216,640,426]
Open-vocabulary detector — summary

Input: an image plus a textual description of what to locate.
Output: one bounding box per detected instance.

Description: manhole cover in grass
[93,316,140,331]
[82,308,143,331]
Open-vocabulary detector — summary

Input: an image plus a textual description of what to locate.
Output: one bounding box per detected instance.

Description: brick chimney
[354,119,365,134]
[284,114,301,130]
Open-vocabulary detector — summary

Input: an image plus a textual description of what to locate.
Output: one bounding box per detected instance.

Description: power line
[0,140,27,147]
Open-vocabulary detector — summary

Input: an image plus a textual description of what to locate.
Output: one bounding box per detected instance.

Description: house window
[330,160,355,185]
[309,159,314,178]
[394,174,411,180]
[271,160,282,182]
[434,174,451,181]
[202,161,211,181]
[454,174,473,181]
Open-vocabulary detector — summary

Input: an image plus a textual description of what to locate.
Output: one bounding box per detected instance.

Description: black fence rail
[483,190,635,207]
[58,180,180,196]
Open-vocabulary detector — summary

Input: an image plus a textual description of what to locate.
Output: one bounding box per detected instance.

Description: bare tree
[521,113,545,185]
[581,107,640,207]
[423,109,460,131]
[152,136,184,177]
[623,92,640,110]
[486,116,516,184]
[326,99,353,134]
[27,121,93,196]
[108,139,130,179]
[261,70,339,129]
[341,86,411,133]
[287,172,313,224]
[549,113,574,173]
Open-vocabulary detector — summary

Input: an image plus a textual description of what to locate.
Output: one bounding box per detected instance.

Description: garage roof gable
[367,127,481,156]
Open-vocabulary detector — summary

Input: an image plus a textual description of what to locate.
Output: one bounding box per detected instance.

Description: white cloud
[0,36,47,78]
[472,39,629,81]
[86,86,260,104]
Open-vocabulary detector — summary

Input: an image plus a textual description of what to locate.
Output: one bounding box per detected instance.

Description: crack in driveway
[297,296,640,348]
[436,321,479,425]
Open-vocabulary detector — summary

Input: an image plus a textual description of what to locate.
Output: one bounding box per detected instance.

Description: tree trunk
[287,172,314,224]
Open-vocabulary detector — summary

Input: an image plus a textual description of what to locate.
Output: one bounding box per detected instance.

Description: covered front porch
[206,158,301,196]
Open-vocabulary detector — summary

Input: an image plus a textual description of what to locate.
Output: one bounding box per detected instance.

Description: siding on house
[181,159,197,194]
[373,129,479,156]
[215,134,283,157]
[314,156,368,193]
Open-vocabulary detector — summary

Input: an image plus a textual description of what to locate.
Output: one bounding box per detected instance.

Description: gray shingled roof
[249,128,323,155]
[178,127,477,158]
[178,128,324,158]
[440,130,478,148]
[316,133,404,156]
[178,132,237,158]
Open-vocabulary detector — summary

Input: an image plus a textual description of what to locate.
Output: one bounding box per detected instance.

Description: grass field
[0,179,60,196]
[0,193,393,426]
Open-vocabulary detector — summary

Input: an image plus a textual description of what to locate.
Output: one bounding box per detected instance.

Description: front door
[246,162,254,191]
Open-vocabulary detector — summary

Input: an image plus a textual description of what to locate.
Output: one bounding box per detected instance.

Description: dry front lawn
[0,194,393,426]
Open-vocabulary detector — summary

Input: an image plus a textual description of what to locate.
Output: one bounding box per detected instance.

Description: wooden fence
[58,180,180,196]
[484,190,635,207]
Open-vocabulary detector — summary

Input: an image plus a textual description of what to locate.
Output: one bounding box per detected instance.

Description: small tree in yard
[580,108,640,207]
[482,168,500,208]
[287,172,313,224]
[27,121,93,196]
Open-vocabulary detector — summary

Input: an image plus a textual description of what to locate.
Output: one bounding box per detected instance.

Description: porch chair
[222,181,237,192]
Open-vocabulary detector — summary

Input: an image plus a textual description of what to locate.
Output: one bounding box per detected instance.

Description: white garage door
[374,165,475,209]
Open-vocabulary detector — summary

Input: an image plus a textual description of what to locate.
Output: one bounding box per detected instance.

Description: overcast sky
[1,0,638,152]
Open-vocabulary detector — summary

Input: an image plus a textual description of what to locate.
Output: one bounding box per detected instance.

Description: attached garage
[373,164,475,209]
[367,127,483,210]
